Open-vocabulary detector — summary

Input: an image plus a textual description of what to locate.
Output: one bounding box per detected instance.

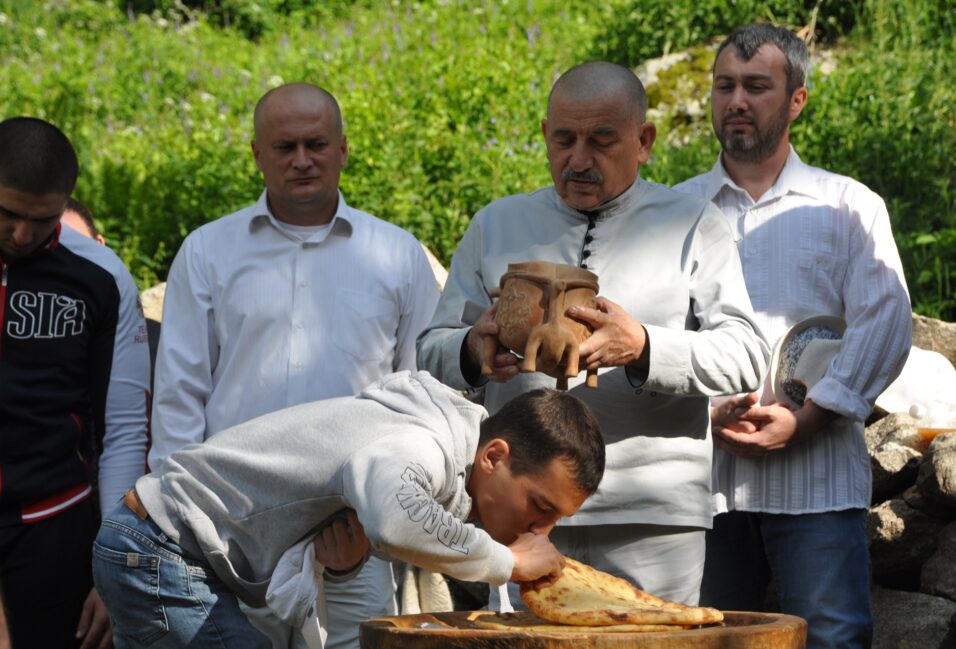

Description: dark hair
[548,61,648,124]
[65,197,100,239]
[0,117,78,195]
[715,23,809,96]
[479,389,605,495]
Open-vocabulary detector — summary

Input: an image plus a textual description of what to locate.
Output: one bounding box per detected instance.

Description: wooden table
[360,611,807,648]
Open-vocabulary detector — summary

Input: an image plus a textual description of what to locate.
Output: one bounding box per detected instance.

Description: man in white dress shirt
[675,24,911,649]
[150,83,440,649]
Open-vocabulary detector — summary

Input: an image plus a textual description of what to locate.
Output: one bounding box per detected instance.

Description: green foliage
[586,0,857,68]
[0,0,952,319]
[789,0,956,319]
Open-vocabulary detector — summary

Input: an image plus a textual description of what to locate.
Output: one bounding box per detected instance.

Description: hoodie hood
[358,370,487,520]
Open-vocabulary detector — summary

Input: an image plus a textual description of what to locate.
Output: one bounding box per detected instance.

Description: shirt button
[634,388,643,395]
[296,322,304,329]
[294,362,303,369]
[582,250,591,259]
[299,282,307,288]
[650,391,657,397]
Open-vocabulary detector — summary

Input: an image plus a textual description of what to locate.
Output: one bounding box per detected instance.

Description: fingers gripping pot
[480,261,600,390]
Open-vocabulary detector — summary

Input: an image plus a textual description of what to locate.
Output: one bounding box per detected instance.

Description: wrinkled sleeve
[807,191,911,421]
[96,264,151,511]
[643,203,770,397]
[416,217,490,390]
[392,243,441,372]
[342,435,513,585]
[148,231,219,470]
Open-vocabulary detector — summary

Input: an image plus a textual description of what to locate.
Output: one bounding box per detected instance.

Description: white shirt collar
[703,146,821,205]
[248,189,355,242]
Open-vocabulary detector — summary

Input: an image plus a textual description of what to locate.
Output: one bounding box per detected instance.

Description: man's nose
[529,516,559,535]
[568,143,593,172]
[727,86,749,113]
[292,145,312,168]
[11,222,38,246]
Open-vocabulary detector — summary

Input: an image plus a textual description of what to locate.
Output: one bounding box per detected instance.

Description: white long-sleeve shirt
[675,148,912,513]
[149,191,440,468]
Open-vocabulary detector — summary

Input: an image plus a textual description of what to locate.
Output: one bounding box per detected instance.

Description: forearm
[794,399,840,440]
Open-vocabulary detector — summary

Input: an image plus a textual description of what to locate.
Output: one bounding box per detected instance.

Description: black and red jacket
[0,224,150,526]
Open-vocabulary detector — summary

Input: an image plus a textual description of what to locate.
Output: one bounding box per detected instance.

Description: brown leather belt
[123,488,149,521]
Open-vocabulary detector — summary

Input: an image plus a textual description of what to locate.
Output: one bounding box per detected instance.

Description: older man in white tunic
[418,61,769,606]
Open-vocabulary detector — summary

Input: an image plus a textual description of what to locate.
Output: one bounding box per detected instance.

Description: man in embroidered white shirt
[149,83,440,649]
[675,24,912,649]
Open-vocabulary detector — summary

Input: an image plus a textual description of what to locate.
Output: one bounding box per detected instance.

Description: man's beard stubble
[716,100,791,163]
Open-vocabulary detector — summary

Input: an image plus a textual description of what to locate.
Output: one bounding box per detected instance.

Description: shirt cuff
[806,377,871,422]
[460,331,489,388]
[323,552,370,583]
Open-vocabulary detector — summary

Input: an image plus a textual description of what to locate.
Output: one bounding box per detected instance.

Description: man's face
[474,443,588,545]
[711,44,804,163]
[0,185,67,261]
[542,92,654,211]
[251,94,348,221]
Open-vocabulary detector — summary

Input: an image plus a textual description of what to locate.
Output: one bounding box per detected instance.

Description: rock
[871,585,956,649]
[140,282,166,322]
[866,412,923,453]
[917,433,956,518]
[923,522,956,601]
[868,498,945,589]
[912,314,956,369]
[420,243,448,290]
[866,413,924,503]
[904,484,938,515]
[872,442,922,503]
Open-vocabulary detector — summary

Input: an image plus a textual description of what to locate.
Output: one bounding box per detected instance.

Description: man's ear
[251,140,262,172]
[789,87,808,123]
[477,438,510,473]
[636,121,657,164]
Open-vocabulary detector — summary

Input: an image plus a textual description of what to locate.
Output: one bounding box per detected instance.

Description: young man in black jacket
[0,117,151,648]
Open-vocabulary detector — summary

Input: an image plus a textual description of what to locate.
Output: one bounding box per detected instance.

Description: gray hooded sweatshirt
[135,371,513,608]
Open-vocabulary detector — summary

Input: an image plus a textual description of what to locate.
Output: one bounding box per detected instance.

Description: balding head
[253,83,343,139]
[251,82,349,225]
[542,61,656,211]
[548,61,648,125]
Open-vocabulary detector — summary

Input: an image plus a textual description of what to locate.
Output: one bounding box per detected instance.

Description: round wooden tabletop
[360,610,807,648]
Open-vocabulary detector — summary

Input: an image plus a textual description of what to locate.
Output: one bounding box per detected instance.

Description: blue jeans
[700,509,872,649]
[92,501,270,649]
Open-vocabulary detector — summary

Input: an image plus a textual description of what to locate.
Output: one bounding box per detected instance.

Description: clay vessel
[481,261,599,390]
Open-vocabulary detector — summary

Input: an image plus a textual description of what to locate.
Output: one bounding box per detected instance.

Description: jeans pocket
[93,541,169,645]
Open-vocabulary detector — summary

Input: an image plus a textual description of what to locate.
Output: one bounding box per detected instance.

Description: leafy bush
[0,0,952,318]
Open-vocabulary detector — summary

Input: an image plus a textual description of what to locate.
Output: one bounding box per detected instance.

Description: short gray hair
[715,23,809,95]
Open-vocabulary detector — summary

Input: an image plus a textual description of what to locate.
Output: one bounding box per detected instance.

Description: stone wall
[867,315,956,648]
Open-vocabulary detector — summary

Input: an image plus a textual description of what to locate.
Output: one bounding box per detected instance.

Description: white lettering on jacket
[6,291,86,339]
[396,463,469,555]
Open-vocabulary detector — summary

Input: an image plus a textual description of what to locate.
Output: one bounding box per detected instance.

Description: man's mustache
[562,168,603,183]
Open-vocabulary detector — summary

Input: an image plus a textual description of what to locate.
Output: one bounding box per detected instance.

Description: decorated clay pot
[481,261,599,390]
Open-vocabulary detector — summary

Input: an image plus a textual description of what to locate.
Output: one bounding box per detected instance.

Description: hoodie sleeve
[341,434,513,585]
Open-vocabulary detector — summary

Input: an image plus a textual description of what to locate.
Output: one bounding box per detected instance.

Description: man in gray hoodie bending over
[93,370,605,649]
